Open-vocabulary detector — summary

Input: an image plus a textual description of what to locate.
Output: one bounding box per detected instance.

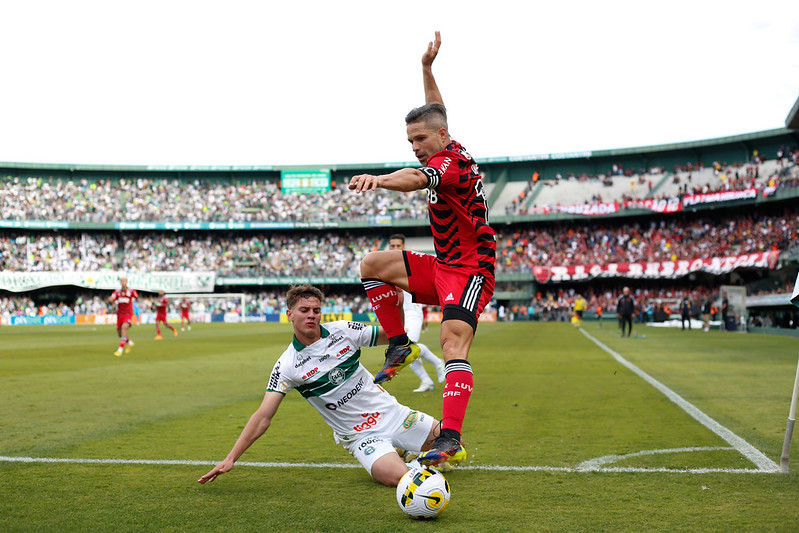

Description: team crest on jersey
[329,367,345,385]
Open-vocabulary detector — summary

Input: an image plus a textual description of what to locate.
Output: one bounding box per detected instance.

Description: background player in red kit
[154,290,178,340]
[349,32,496,466]
[179,297,191,331]
[109,276,139,357]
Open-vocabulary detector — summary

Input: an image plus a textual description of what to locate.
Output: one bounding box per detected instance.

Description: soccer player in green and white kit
[198,285,451,488]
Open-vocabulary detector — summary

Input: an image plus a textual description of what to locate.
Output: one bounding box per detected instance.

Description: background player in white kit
[388,234,446,392]
[198,284,454,488]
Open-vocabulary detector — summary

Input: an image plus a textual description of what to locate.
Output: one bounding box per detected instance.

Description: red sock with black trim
[441,359,473,437]
[361,278,406,341]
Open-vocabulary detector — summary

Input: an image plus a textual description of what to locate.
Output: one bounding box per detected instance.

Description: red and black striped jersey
[420,140,496,276]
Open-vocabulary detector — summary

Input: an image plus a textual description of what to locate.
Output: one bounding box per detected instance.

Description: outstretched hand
[198,459,234,484]
[422,31,441,68]
[348,174,380,193]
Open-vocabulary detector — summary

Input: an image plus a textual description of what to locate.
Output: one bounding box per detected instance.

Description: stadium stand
[2,129,798,331]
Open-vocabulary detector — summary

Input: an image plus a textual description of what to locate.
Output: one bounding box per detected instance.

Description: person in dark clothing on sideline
[616,287,635,337]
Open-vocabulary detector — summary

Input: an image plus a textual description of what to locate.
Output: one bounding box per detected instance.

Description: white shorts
[339,406,435,474]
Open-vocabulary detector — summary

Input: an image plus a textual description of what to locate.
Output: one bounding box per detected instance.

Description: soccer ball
[396,466,451,519]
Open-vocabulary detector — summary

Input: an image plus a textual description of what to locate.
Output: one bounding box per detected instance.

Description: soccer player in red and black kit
[109,277,139,357]
[154,290,178,340]
[179,297,191,331]
[349,32,495,467]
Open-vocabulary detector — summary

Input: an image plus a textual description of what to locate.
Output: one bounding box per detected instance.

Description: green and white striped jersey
[267,321,403,438]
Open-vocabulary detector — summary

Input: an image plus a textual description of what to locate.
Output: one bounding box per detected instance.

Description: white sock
[410,359,434,387]
[418,343,445,382]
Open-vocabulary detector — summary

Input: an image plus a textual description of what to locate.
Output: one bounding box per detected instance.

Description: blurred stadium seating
[1,129,798,330]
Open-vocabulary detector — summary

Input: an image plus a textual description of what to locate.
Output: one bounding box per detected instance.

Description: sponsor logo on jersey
[268,362,281,390]
[324,376,364,410]
[358,436,381,450]
[402,410,419,429]
[295,355,311,368]
[439,156,452,174]
[336,345,351,358]
[445,293,454,302]
[353,412,382,432]
[347,322,365,331]
[364,447,375,456]
[301,367,319,380]
[319,354,330,363]
[327,334,345,346]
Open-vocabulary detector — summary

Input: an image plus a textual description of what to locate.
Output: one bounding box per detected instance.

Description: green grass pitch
[2,320,799,532]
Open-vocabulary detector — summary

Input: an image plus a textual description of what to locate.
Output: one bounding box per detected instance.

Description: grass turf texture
[1,321,798,531]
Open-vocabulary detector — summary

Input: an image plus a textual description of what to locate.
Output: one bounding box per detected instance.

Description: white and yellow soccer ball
[396,466,451,519]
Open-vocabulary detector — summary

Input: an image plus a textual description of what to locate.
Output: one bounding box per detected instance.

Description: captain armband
[420,166,441,189]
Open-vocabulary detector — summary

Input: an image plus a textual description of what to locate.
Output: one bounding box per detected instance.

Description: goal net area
[137,293,247,324]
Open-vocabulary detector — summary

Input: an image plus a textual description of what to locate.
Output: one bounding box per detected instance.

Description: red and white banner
[681,188,759,207]
[625,197,683,213]
[550,202,619,216]
[532,251,780,283]
[528,187,774,217]
[531,202,621,216]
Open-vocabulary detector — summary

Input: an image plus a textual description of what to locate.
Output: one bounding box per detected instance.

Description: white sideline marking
[579,328,779,472]
[577,446,731,471]
[0,455,772,474]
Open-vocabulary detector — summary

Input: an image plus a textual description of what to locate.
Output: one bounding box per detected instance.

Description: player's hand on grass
[198,459,234,484]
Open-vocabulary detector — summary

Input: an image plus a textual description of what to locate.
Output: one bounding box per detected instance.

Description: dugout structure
[720,285,747,333]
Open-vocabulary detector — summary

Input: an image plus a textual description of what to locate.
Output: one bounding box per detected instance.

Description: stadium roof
[1,128,798,174]
[786,94,799,131]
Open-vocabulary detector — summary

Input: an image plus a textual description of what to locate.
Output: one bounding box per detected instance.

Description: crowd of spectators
[0,177,429,223]
[503,148,799,216]
[2,150,796,224]
[496,207,798,273]
[3,149,798,324]
[0,288,372,319]
[0,233,120,271]
[3,205,797,277]
[0,231,381,278]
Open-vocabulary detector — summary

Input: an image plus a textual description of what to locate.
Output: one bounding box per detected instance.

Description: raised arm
[198,390,284,484]
[422,31,443,106]
[348,167,428,194]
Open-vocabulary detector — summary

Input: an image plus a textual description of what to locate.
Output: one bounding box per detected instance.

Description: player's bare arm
[348,168,427,193]
[198,391,284,484]
[422,31,443,106]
